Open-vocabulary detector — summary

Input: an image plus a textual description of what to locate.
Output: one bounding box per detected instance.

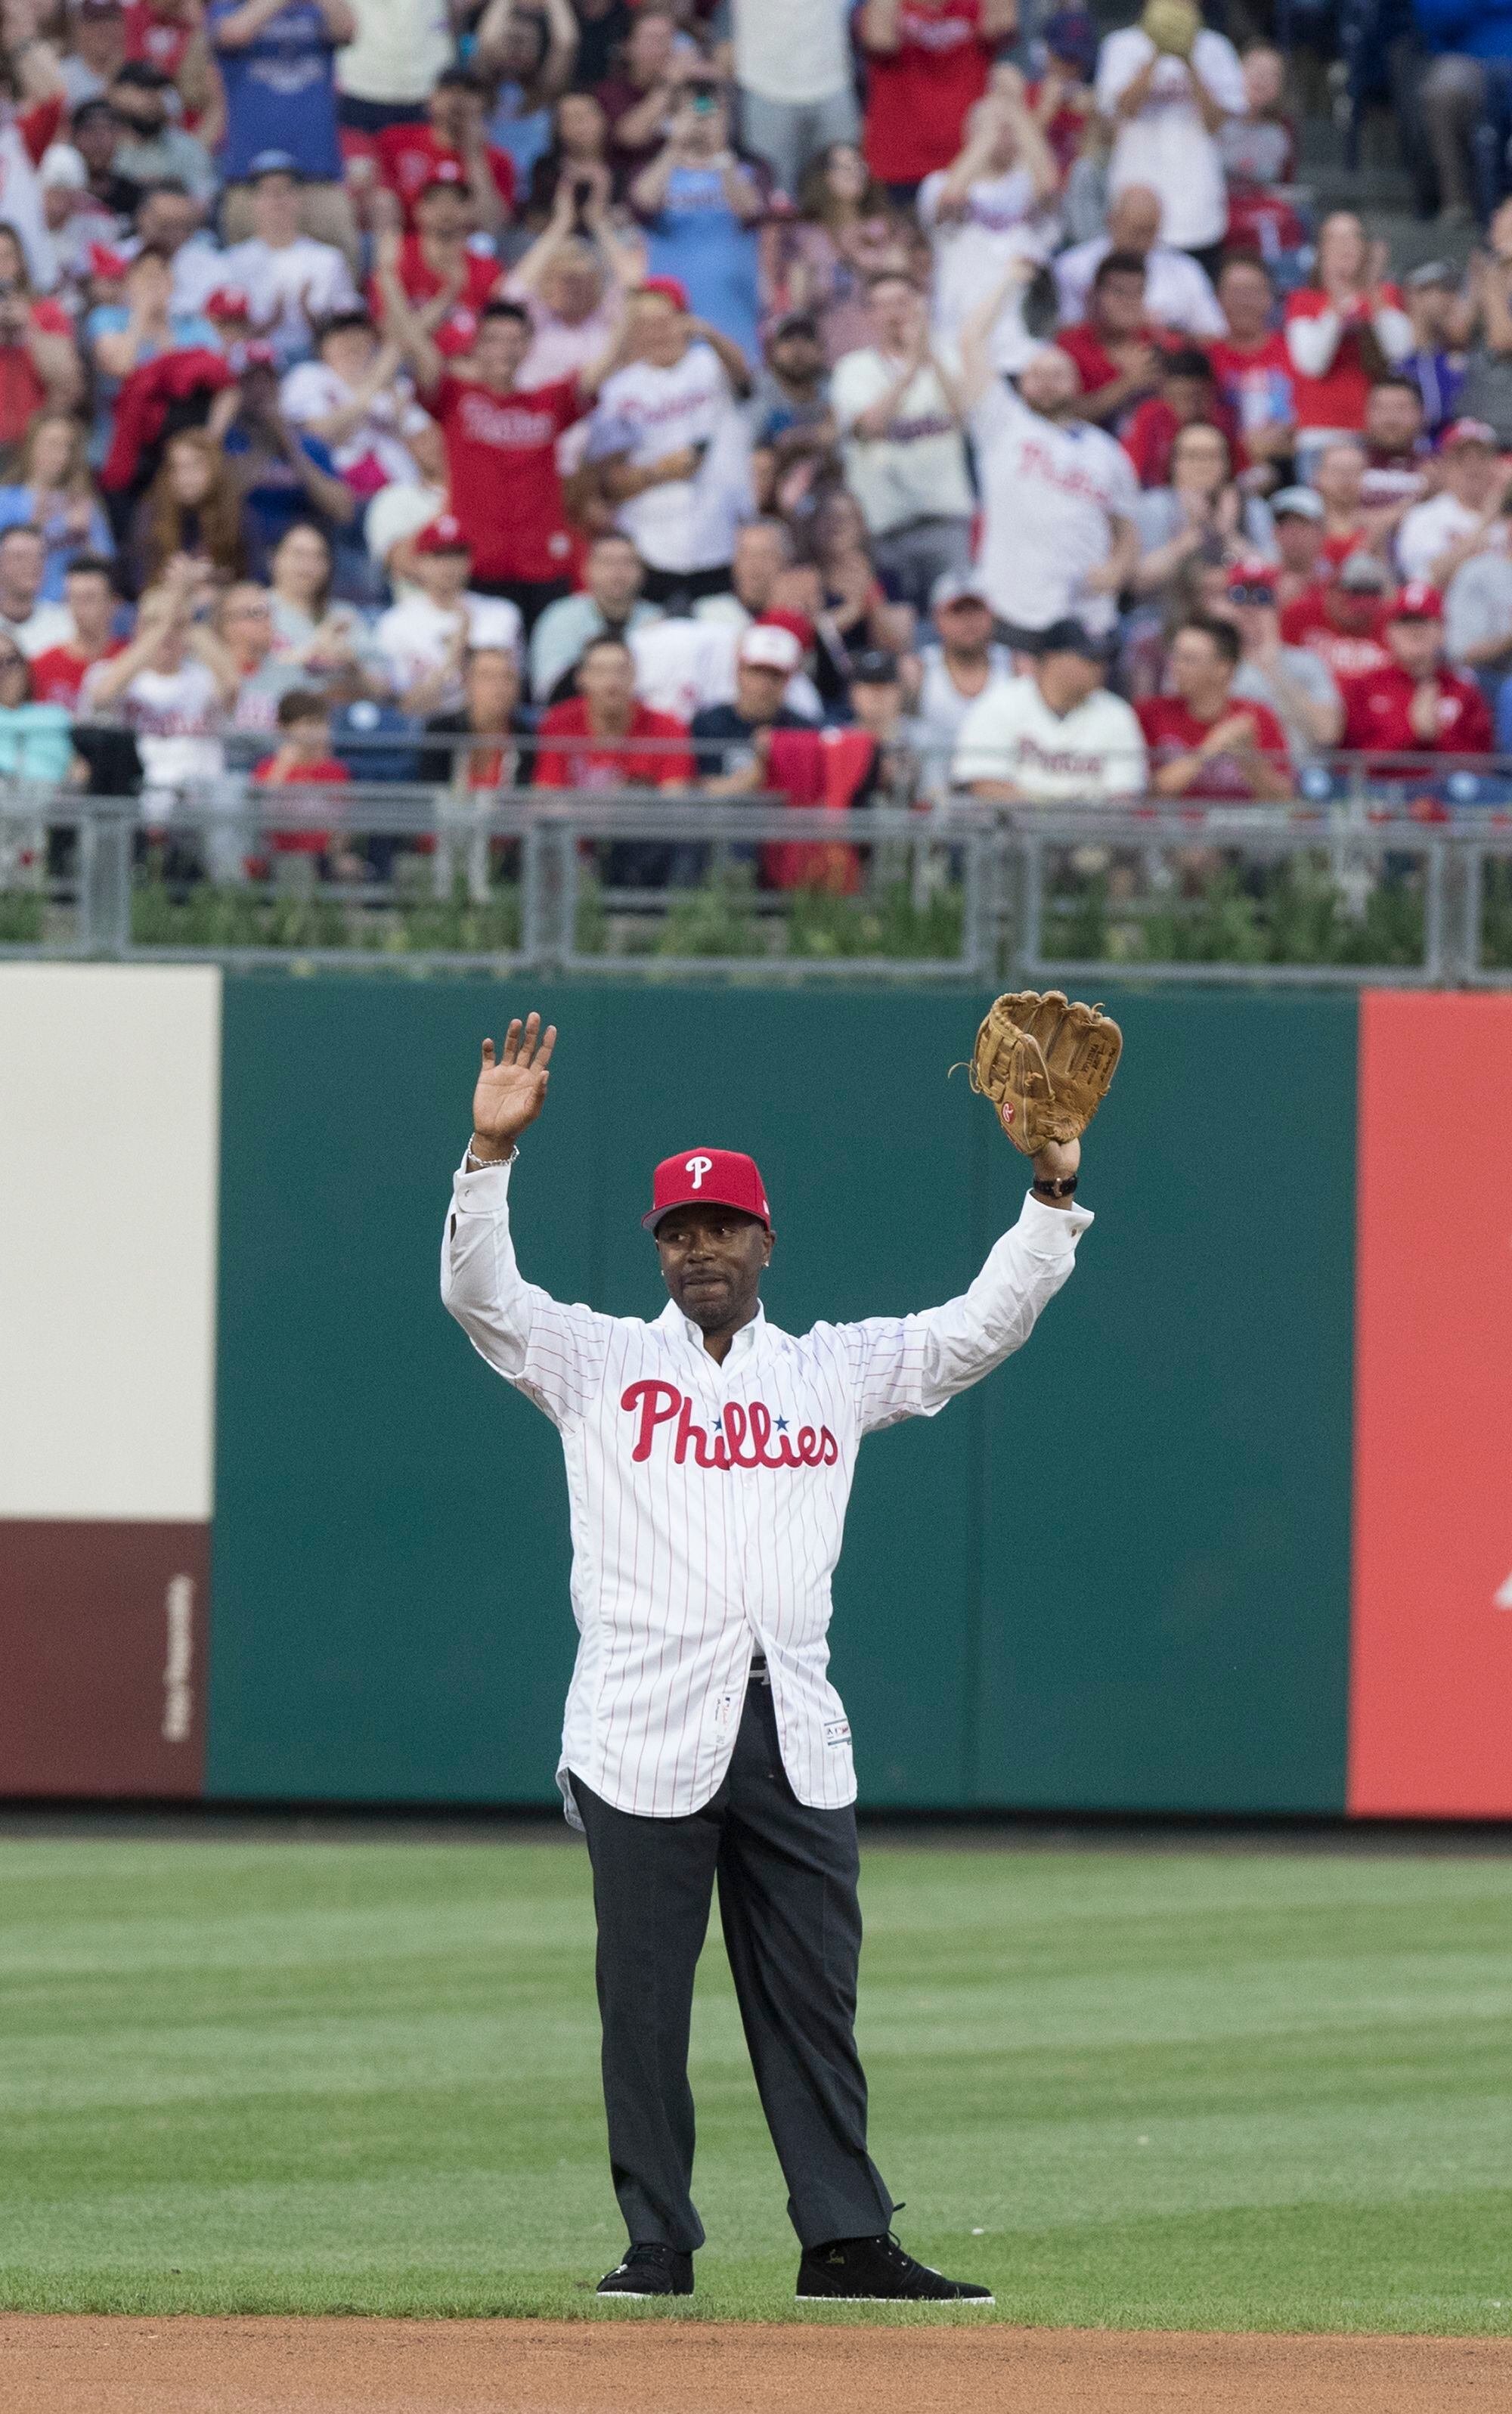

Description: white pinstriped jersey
[442,1155,1092,1824]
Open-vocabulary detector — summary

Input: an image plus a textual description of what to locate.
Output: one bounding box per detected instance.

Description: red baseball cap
[203,286,250,320]
[638,274,689,313]
[1440,417,1498,450]
[757,606,816,654]
[1388,581,1443,621]
[643,1148,772,1231]
[414,511,472,554]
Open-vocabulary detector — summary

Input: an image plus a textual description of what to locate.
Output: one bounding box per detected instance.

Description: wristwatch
[1032,1173,1078,1201]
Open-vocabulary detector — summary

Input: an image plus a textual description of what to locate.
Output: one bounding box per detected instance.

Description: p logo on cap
[643,1148,772,1229]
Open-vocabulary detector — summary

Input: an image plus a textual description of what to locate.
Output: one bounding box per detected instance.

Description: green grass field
[0,1833,1508,2334]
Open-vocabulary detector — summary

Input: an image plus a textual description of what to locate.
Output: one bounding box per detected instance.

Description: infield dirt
[5,2316,1510,2413]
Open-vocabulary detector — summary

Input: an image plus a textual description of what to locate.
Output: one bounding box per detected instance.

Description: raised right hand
[472,1015,557,1155]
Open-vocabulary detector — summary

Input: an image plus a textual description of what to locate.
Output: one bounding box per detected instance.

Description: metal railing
[5,779,1512,986]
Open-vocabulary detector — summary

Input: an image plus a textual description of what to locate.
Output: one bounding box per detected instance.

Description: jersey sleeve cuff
[1015,1189,1095,1250]
[453,1151,515,1211]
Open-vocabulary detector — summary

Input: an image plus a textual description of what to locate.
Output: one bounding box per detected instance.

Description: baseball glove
[966,990,1123,1156]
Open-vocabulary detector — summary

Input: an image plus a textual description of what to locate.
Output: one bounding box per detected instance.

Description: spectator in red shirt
[376,66,516,235]
[1055,249,1162,432]
[253,686,362,870]
[1122,348,1234,490]
[1280,547,1396,683]
[860,0,1019,201]
[1136,615,1292,801]
[1338,583,1493,775]
[1207,253,1296,478]
[29,557,125,704]
[1283,212,1412,464]
[534,628,694,885]
[368,165,501,359]
[378,260,627,630]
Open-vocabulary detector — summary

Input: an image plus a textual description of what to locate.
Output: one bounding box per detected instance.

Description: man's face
[850,674,901,736]
[627,11,674,82]
[474,314,531,385]
[321,324,376,386]
[467,648,519,723]
[420,548,472,604]
[1166,373,1215,427]
[1218,261,1272,342]
[578,642,635,715]
[588,539,643,615]
[869,277,922,354]
[1093,268,1145,339]
[1018,346,1079,418]
[654,1201,771,1335]
[0,533,44,609]
[735,661,788,723]
[732,525,787,610]
[1274,512,1321,574]
[1170,627,1228,701]
[1445,437,1498,505]
[74,108,121,171]
[1108,185,1160,255]
[1365,386,1424,454]
[769,327,823,386]
[1387,615,1442,677]
[251,172,302,245]
[542,244,603,325]
[632,292,686,369]
[430,81,480,147]
[220,584,274,662]
[935,595,992,652]
[65,571,114,640]
[1173,425,1228,488]
[110,77,167,133]
[138,189,196,253]
[1314,444,1364,511]
[1331,578,1384,629]
[1036,648,1103,709]
[416,184,468,244]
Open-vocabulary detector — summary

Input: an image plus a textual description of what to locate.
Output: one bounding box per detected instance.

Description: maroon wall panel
[0,1522,209,1796]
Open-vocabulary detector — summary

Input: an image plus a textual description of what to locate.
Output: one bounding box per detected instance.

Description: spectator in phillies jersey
[1283,212,1411,460]
[916,76,1060,373]
[860,0,1019,202]
[534,628,693,885]
[1136,615,1292,801]
[1396,418,1509,592]
[953,617,1146,800]
[1055,249,1163,432]
[1281,547,1396,683]
[1338,583,1493,770]
[377,267,629,631]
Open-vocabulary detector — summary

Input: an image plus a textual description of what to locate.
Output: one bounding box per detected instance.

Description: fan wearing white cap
[689,619,817,796]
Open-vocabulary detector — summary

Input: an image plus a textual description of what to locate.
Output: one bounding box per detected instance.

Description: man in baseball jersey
[442,1012,1092,2304]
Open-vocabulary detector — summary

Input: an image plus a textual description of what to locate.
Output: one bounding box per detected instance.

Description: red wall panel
[1350,990,1512,1814]
[0,1522,209,1796]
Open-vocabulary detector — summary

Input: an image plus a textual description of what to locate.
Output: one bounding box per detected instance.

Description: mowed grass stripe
[0,1839,1507,2332]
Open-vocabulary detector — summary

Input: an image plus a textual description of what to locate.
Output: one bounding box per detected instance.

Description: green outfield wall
[8,968,1503,1814]
[203,978,1359,1814]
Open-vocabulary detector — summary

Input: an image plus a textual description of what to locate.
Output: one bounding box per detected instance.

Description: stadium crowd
[4,0,1512,892]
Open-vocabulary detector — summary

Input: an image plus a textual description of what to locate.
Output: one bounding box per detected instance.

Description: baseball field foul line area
[5,2316,1512,2414]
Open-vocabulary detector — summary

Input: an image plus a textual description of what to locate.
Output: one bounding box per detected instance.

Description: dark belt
[750,1652,770,1685]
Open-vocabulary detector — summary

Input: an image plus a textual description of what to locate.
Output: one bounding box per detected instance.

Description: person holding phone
[628,70,770,364]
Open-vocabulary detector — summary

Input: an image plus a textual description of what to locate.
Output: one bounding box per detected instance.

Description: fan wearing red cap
[443,1011,1091,2307]
[1337,581,1493,770]
[593,284,754,600]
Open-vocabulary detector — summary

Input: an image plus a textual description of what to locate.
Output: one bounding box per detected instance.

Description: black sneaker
[796,2231,993,2304]
[596,2242,694,2298]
